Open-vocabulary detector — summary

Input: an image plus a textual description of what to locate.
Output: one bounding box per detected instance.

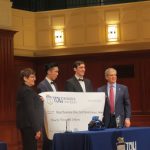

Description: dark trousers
[42,126,52,150]
[42,137,52,150]
[108,114,116,128]
[20,127,37,150]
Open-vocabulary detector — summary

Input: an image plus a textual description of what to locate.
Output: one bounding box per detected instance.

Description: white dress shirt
[75,75,86,92]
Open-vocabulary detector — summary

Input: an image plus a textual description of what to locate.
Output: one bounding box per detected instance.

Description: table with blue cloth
[53,127,150,150]
[0,141,7,150]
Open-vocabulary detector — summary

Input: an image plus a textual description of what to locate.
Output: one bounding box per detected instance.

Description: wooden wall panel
[0,29,19,150]
[0,29,16,121]
[140,58,150,113]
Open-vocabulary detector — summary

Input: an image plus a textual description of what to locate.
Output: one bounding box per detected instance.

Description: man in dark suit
[97,68,131,128]
[64,60,93,92]
[37,62,59,150]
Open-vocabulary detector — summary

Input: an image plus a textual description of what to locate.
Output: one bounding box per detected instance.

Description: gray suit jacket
[37,79,57,144]
[37,79,58,93]
[64,76,93,92]
[97,83,131,127]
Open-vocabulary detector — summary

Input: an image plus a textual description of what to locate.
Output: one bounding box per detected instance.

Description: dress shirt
[75,75,86,92]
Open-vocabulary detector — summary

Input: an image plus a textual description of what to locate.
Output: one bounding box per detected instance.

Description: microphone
[65,119,72,133]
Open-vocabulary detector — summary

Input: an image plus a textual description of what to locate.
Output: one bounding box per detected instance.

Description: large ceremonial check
[39,92,105,139]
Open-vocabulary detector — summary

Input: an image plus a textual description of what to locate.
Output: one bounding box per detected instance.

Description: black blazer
[64,76,93,92]
[16,84,43,132]
[97,83,131,127]
[37,79,58,93]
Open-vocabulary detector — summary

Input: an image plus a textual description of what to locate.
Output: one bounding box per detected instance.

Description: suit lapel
[115,84,120,105]
[44,79,53,91]
[103,85,109,104]
[84,79,88,91]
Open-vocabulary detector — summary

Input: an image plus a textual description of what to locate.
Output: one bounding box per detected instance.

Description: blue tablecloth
[53,127,150,150]
[0,141,7,150]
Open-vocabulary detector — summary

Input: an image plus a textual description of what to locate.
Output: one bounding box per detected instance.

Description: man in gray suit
[97,68,131,128]
[37,62,59,150]
[64,60,93,92]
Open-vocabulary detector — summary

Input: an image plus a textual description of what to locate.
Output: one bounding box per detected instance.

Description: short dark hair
[20,68,35,82]
[73,61,85,69]
[45,62,58,73]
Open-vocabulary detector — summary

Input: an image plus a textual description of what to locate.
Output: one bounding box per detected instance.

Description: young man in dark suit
[97,68,131,128]
[64,60,93,92]
[37,62,59,150]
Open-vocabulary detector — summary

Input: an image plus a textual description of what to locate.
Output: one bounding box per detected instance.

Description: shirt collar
[107,82,116,88]
[46,77,53,84]
[75,75,83,80]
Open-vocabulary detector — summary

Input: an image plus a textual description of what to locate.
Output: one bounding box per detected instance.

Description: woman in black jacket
[16,68,43,150]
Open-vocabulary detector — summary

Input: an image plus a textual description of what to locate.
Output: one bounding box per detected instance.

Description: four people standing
[16,64,131,150]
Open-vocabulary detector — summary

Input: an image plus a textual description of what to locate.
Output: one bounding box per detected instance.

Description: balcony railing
[11,0,147,12]
[66,0,143,8]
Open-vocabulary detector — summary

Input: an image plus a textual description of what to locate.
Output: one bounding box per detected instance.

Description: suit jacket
[16,84,43,132]
[64,76,93,92]
[37,79,58,93]
[37,78,58,147]
[97,83,131,127]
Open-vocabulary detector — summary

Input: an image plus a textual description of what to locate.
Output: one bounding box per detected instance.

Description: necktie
[109,85,114,113]
[51,81,54,84]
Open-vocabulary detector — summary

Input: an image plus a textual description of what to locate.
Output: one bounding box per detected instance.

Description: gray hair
[105,68,117,77]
